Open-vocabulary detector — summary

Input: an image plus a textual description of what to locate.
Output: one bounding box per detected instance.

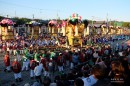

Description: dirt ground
[0,52,68,86]
[0,53,37,86]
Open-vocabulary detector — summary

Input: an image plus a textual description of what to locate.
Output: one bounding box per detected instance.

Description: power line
[0,0,60,12]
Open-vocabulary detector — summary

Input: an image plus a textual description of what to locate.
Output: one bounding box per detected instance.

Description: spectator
[83,64,105,86]
[22,55,29,71]
[108,61,125,86]
[34,62,43,83]
[32,82,41,86]
[4,51,11,72]
[12,59,23,82]
[95,58,107,69]
[30,60,37,79]
[74,78,84,86]
[57,53,64,72]
[43,77,51,86]
[24,83,30,86]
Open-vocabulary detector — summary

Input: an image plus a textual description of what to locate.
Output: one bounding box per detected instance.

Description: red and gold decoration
[0,18,15,40]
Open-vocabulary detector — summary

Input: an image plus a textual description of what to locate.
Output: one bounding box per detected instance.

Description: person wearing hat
[12,59,23,82]
[4,51,11,72]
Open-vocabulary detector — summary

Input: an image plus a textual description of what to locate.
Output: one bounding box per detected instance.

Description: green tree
[0,16,4,21]
[13,17,31,25]
[122,22,130,28]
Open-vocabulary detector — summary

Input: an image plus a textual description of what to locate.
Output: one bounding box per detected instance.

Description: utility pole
[106,13,109,34]
[92,16,94,27]
[33,14,34,19]
[15,10,16,17]
[92,16,94,35]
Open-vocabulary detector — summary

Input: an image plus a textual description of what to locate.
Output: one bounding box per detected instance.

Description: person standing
[16,48,21,62]
[0,41,2,53]
[4,51,11,72]
[2,42,6,53]
[12,59,23,82]
[12,42,17,56]
[34,51,40,62]
[6,41,11,54]
[34,62,43,83]
[22,55,29,71]
[40,57,49,77]
[57,53,64,72]
[72,52,79,67]
[30,60,37,79]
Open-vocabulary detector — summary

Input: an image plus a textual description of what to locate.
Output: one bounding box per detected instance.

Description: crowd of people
[1,33,130,86]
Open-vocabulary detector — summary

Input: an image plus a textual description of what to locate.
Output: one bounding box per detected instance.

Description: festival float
[26,20,41,39]
[114,22,123,35]
[48,19,61,37]
[0,18,15,41]
[101,22,123,35]
[65,13,85,47]
[48,14,89,47]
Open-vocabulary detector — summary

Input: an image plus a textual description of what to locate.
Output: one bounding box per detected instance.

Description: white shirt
[42,40,46,45]
[34,64,43,76]
[93,53,99,58]
[82,75,98,86]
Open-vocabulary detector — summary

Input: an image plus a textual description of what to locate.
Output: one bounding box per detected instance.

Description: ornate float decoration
[0,18,15,40]
[26,20,41,39]
[66,13,85,47]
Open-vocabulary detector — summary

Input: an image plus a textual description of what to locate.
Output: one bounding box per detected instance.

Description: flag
[72,13,78,19]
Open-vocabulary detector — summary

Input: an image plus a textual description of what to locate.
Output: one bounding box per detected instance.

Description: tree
[0,16,4,21]
[122,22,130,28]
[13,17,31,25]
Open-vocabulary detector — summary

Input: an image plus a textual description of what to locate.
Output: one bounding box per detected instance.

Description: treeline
[0,16,49,25]
[122,22,130,28]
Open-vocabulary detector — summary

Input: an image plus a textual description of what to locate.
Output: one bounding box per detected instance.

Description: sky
[0,0,130,22]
